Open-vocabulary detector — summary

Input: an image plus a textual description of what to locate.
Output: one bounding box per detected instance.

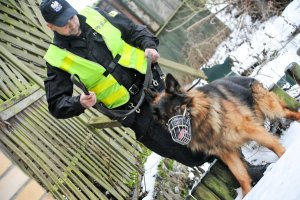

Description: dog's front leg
[219,152,252,197]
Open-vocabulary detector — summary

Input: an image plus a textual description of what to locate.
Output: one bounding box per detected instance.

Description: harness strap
[95,54,153,119]
[153,63,166,80]
[103,54,121,77]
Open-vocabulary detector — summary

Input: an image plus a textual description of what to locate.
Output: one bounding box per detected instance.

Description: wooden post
[158,57,207,79]
[285,62,300,85]
[270,62,300,111]
[296,47,300,56]
[190,161,239,200]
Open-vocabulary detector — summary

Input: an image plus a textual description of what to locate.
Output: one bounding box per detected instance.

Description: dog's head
[145,73,191,124]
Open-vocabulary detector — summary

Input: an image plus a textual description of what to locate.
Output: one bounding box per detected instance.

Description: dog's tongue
[178,129,187,139]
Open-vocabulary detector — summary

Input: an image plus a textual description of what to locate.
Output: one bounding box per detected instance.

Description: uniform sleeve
[95,8,159,51]
[44,63,85,119]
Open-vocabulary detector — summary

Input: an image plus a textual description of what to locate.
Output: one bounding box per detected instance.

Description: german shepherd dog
[145,74,300,196]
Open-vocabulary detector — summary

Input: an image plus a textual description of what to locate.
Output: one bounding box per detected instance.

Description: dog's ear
[144,88,158,102]
[165,73,181,94]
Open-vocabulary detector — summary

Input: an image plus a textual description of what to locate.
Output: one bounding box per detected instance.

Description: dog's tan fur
[146,74,300,196]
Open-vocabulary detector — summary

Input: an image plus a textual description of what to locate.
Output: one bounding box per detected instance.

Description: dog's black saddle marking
[197,76,256,108]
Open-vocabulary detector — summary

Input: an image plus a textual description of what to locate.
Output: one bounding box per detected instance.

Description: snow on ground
[141,153,161,200]
[237,122,300,200]
[143,1,300,199]
[242,122,300,200]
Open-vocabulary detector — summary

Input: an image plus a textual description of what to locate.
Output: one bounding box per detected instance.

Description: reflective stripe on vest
[79,7,147,74]
[44,45,129,109]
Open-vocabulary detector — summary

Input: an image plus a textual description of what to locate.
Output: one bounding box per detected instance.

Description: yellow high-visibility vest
[44,7,147,109]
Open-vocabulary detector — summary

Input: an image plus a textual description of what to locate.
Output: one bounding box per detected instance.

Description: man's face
[47,15,81,36]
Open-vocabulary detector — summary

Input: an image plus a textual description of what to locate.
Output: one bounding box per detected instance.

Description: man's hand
[80,92,97,108]
[145,48,160,63]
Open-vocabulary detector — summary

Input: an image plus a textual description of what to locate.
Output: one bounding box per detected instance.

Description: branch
[165,9,205,32]
[185,4,229,32]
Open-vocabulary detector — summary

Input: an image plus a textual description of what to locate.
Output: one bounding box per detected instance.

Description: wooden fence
[0,0,146,199]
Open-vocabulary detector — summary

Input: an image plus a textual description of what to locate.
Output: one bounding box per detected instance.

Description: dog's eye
[162,113,168,120]
[174,105,181,112]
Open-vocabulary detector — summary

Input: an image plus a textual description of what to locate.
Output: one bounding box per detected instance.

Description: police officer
[40,0,273,180]
[40,0,212,167]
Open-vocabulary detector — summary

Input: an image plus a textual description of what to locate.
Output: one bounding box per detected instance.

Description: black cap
[40,0,78,27]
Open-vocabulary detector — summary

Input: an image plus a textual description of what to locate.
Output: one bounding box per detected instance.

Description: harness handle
[71,74,90,95]
[71,53,153,119]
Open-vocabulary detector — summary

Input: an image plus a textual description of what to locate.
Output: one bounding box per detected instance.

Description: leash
[187,78,201,92]
[71,53,154,119]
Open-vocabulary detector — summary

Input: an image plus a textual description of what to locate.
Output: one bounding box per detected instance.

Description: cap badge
[51,1,63,12]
